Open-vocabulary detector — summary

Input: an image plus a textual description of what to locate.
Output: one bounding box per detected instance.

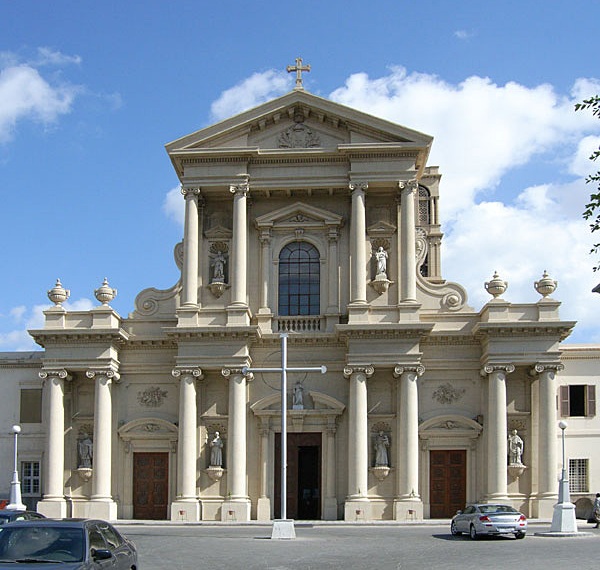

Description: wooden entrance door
[133,452,169,520]
[429,450,466,518]
[275,433,321,520]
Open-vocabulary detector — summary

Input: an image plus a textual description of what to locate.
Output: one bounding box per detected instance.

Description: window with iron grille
[278,242,320,316]
[21,461,40,495]
[418,186,431,225]
[569,458,588,493]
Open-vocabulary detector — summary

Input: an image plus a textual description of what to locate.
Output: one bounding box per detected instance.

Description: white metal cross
[242,333,326,535]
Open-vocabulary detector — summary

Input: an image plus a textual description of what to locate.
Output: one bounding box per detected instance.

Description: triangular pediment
[255,201,343,230]
[166,90,432,154]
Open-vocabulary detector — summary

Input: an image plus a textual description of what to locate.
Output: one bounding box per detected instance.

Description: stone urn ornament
[484,271,508,299]
[534,270,557,298]
[47,279,70,306]
[94,278,117,305]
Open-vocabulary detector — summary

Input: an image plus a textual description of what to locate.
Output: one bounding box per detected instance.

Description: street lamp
[6,425,26,511]
[558,420,568,502]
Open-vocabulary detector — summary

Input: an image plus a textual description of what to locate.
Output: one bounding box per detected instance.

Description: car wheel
[514,531,526,539]
[451,521,461,536]
[469,525,478,540]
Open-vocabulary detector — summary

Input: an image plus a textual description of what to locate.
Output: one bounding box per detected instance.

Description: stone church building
[1,74,599,522]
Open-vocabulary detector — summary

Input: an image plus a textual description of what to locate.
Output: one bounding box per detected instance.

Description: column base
[176,305,199,327]
[256,497,272,521]
[226,304,251,326]
[256,311,273,334]
[37,498,68,519]
[347,302,370,324]
[220,499,251,522]
[323,497,338,520]
[344,499,371,521]
[397,302,421,322]
[532,494,559,518]
[170,500,200,522]
[393,498,423,521]
[87,499,118,521]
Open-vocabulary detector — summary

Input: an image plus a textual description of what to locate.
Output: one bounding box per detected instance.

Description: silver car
[451,503,527,539]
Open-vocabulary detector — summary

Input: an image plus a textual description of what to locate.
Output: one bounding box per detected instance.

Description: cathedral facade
[1,83,599,522]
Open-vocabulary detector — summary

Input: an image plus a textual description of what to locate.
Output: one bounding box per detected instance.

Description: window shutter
[587,385,596,417]
[559,385,570,417]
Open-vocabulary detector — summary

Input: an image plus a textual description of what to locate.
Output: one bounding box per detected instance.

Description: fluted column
[532,363,562,511]
[37,369,68,518]
[399,180,417,302]
[221,368,253,521]
[482,364,514,501]
[181,187,201,307]
[349,182,368,304]
[86,369,118,519]
[393,365,424,509]
[344,365,373,519]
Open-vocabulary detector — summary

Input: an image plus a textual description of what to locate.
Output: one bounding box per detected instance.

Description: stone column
[327,227,340,314]
[343,365,374,520]
[86,369,119,520]
[348,182,369,322]
[181,187,201,307]
[399,180,418,302]
[256,229,273,333]
[37,369,68,518]
[531,363,562,516]
[393,365,424,519]
[256,418,271,521]
[482,364,514,501]
[227,181,250,325]
[170,367,202,521]
[221,368,252,521]
[324,418,338,520]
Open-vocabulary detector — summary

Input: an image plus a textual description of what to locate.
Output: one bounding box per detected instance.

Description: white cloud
[163,185,185,226]
[570,135,600,177]
[0,51,81,143]
[329,67,600,219]
[454,30,473,40]
[34,47,82,67]
[210,70,292,122]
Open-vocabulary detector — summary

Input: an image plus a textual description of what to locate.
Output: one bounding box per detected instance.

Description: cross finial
[286,57,311,91]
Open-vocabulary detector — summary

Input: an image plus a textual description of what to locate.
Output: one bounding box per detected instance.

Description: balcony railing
[275,316,323,333]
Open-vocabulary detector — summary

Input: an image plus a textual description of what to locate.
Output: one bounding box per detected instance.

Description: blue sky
[2,0,600,350]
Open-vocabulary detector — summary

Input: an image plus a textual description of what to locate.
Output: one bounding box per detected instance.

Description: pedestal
[257,497,271,521]
[344,499,371,521]
[271,519,296,540]
[37,499,68,519]
[170,500,200,522]
[220,499,251,522]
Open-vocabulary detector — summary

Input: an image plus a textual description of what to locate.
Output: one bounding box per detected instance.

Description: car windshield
[0,526,85,562]
[478,505,518,514]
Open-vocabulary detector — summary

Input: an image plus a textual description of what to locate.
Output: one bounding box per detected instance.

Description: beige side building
[1,84,599,522]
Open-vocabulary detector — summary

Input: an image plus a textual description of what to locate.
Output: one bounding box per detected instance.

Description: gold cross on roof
[286,57,311,90]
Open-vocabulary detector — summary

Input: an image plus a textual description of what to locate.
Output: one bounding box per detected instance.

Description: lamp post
[6,425,26,511]
[558,420,568,503]
[549,419,578,533]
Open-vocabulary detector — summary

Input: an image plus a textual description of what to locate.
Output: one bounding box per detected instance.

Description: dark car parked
[0,518,137,569]
[0,509,45,524]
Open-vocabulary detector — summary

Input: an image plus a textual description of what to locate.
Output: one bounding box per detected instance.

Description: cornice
[336,323,433,340]
[164,326,261,341]
[28,329,129,346]
[473,321,576,341]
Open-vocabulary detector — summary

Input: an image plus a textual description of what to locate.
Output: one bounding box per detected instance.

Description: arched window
[418,186,431,225]
[278,242,320,316]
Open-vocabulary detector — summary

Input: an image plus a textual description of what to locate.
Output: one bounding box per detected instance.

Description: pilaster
[348,182,369,323]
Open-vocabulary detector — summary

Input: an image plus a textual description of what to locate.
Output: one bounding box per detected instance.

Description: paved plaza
[117,521,599,570]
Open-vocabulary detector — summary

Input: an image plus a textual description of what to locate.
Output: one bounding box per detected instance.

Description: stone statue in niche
[78,432,93,468]
[292,382,304,409]
[373,246,388,277]
[210,431,224,467]
[507,429,524,465]
[211,251,226,282]
[374,431,390,467]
